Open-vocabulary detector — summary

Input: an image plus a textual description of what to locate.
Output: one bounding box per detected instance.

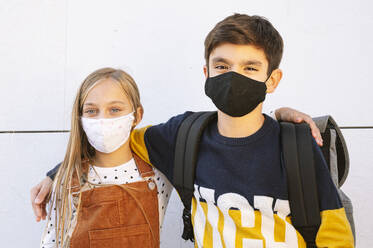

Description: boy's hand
[275,107,323,146]
[30,177,53,222]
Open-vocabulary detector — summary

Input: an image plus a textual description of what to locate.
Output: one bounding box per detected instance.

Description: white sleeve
[153,168,173,229]
[40,191,77,248]
[40,199,58,248]
[269,110,277,120]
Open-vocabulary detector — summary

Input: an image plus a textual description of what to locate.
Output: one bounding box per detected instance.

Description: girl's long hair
[49,67,142,247]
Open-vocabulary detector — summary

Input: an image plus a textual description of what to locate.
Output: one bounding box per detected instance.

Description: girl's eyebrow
[83,101,127,106]
[83,102,96,106]
[108,100,127,105]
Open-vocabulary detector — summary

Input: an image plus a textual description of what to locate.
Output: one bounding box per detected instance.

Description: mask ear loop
[130,109,137,130]
[264,71,272,83]
[263,71,273,93]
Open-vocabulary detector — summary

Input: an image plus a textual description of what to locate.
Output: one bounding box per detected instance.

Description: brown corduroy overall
[69,154,160,248]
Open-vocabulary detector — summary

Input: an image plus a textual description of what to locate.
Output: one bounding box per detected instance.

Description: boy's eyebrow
[211,57,262,66]
[211,57,232,65]
[240,60,263,66]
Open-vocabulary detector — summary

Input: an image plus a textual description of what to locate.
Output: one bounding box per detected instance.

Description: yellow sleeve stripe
[316,207,354,248]
[130,126,153,166]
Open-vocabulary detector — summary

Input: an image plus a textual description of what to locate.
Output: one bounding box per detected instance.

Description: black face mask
[205,71,268,117]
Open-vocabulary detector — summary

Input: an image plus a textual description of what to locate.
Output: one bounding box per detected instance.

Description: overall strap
[133,152,155,179]
[280,122,321,248]
[70,160,90,193]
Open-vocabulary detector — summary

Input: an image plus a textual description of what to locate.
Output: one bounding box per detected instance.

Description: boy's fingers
[31,177,52,221]
[30,184,43,220]
[35,177,52,203]
[35,183,49,204]
[302,116,323,146]
[282,108,323,147]
[41,203,47,220]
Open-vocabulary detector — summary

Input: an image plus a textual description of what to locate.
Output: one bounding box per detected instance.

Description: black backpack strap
[173,111,217,242]
[280,122,321,248]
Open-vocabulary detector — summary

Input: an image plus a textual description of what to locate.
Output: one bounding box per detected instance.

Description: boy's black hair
[204,14,284,75]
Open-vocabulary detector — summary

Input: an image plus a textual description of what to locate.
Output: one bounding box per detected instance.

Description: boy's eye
[245,67,258,71]
[215,65,229,70]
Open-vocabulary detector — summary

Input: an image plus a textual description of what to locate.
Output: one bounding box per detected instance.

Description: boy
[129,14,354,247]
[32,14,351,247]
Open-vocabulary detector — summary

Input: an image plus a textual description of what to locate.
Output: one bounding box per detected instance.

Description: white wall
[341,129,373,247]
[0,0,371,247]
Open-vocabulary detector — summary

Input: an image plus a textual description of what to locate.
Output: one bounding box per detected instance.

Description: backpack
[173,111,355,247]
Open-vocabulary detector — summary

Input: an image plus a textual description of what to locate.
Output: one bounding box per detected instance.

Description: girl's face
[82,78,134,119]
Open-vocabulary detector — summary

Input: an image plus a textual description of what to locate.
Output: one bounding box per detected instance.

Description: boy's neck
[217,104,265,138]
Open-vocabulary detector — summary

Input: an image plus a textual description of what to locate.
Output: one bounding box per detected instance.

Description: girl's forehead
[84,78,130,104]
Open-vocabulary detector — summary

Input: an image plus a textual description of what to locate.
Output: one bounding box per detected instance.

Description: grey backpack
[313,116,355,238]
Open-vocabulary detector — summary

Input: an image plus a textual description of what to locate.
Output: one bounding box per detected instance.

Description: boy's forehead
[209,43,268,67]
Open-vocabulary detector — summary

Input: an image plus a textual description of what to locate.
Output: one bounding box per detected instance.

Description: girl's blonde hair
[49,67,142,247]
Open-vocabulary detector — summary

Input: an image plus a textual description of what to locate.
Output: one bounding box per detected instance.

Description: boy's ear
[266,68,282,94]
[203,65,208,79]
[134,107,143,126]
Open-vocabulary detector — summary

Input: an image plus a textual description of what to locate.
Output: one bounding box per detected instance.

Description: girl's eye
[84,109,97,114]
[111,108,121,113]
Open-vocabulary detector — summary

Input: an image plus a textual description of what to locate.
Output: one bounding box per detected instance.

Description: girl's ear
[266,68,282,94]
[134,107,143,126]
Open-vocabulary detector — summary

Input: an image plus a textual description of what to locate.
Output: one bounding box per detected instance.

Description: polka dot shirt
[40,158,172,248]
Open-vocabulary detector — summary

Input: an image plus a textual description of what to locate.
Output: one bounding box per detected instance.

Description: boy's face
[204,43,282,94]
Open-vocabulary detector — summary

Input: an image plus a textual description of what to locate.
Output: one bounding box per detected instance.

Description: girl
[40,68,172,248]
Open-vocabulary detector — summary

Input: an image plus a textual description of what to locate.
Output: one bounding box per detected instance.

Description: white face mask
[81,112,135,153]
